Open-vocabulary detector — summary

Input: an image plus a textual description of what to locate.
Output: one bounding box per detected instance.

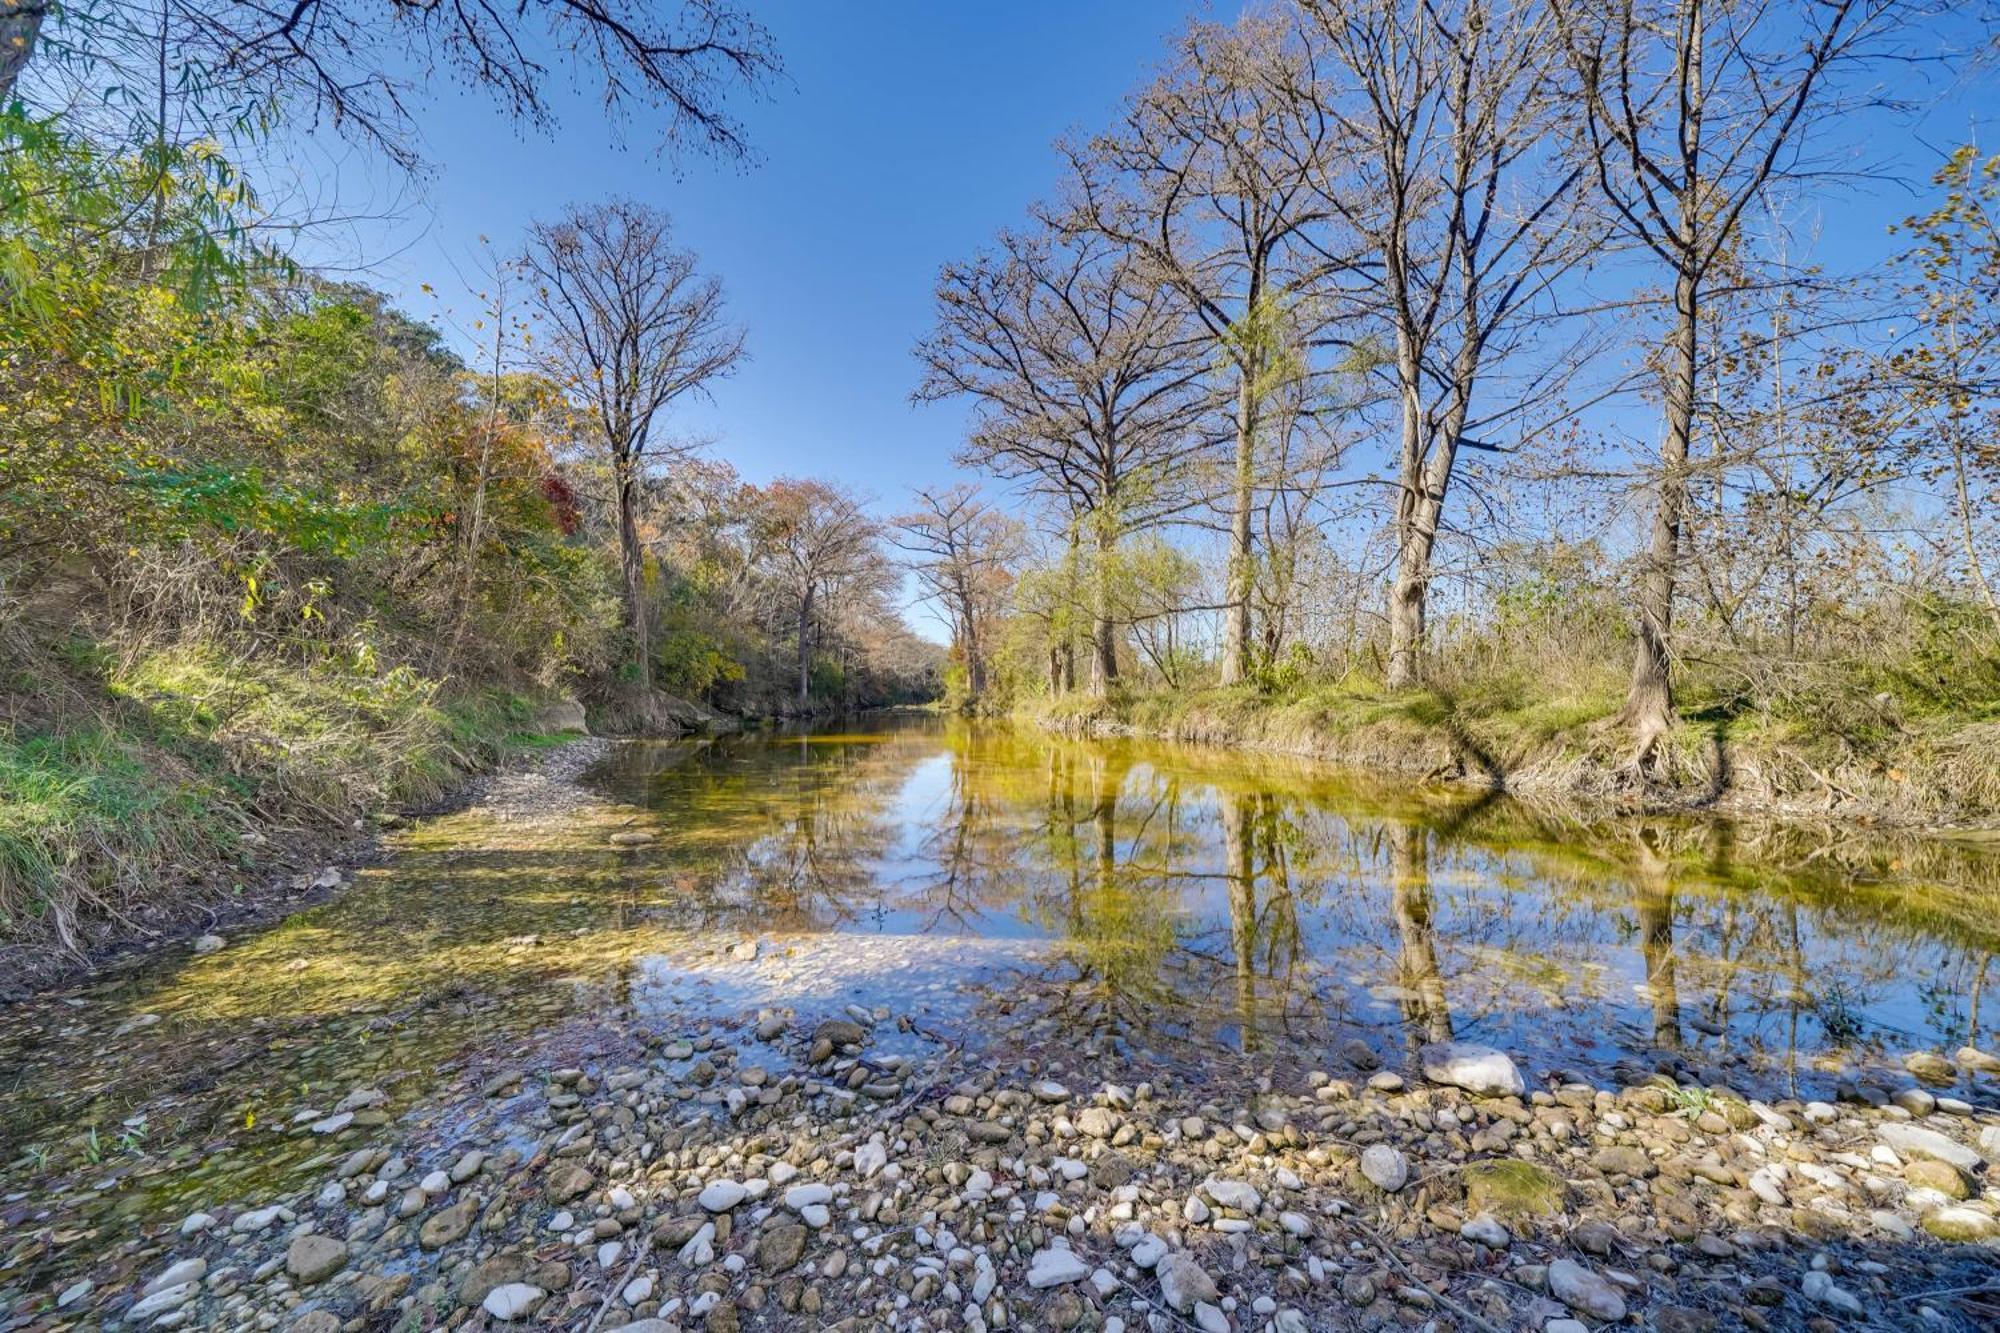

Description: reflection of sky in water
[596,719,2000,1100]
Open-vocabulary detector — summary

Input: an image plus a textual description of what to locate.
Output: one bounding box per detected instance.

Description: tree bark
[615,458,652,692]
[1623,268,1699,765]
[0,0,49,106]
[1221,369,1258,686]
[796,578,814,707]
[1090,521,1119,696]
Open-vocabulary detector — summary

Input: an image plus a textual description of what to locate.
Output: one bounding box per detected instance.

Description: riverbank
[1031,685,2000,831]
[13,935,2000,1331]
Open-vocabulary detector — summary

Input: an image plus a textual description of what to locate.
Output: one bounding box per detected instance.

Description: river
[3,714,1997,1327]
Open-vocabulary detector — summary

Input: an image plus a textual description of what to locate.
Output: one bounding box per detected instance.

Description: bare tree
[1551,0,1925,765]
[1288,0,1598,689]
[759,478,884,708]
[3,0,780,168]
[1075,11,1353,685]
[893,484,1024,705]
[522,199,744,691]
[914,219,1210,694]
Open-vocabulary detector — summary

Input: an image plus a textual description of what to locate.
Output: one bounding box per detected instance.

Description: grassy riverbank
[0,634,585,976]
[1030,677,2000,828]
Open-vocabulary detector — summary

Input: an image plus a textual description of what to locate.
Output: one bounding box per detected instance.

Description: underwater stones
[126,1283,198,1322]
[1956,1045,2000,1075]
[285,1234,348,1285]
[813,1018,867,1046]
[1903,1051,1958,1085]
[1548,1259,1627,1322]
[545,1161,594,1202]
[1419,1042,1526,1097]
[1361,1144,1409,1192]
[418,1195,480,1249]
[1462,1159,1563,1218]
[143,1259,208,1296]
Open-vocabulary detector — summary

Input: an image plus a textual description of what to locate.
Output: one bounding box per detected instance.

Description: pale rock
[1548,1259,1627,1322]
[1026,1246,1091,1288]
[1419,1042,1526,1097]
[481,1283,546,1321]
[1360,1144,1409,1192]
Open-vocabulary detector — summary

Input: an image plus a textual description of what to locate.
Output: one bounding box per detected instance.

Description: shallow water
[3,713,1998,1308]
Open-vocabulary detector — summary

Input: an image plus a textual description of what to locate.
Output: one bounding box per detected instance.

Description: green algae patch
[1463,1159,1564,1218]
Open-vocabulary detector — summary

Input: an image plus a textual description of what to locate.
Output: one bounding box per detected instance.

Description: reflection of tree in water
[605,720,2000,1076]
[1389,821,1453,1050]
[1632,829,1682,1051]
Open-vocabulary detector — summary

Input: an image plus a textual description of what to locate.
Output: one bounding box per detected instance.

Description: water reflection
[586,716,2000,1098]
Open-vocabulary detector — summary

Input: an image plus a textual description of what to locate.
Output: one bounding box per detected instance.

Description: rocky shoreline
[29,977,2000,1333]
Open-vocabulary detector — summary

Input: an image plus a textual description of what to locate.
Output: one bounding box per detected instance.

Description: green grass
[0,636,570,958]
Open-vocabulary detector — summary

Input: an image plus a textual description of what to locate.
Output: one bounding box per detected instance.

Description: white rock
[800,1202,831,1228]
[1418,1042,1525,1097]
[143,1259,207,1296]
[1279,1211,1312,1238]
[1360,1144,1408,1192]
[853,1140,888,1179]
[785,1183,832,1210]
[1202,1176,1261,1212]
[308,1112,353,1135]
[1802,1269,1864,1316]
[1878,1124,1981,1173]
[1032,1080,1071,1102]
[1548,1259,1626,1321]
[677,1221,715,1266]
[481,1283,546,1321]
[57,1280,92,1308]
[1461,1214,1510,1247]
[192,934,225,954]
[419,1170,450,1197]
[1026,1246,1091,1288]
[178,1212,214,1235]
[623,1275,655,1305]
[126,1285,197,1322]
[1193,1302,1230,1333]
[1130,1234,1168,1268]
[698,1180,748,1211]
[971,1253,997,1302]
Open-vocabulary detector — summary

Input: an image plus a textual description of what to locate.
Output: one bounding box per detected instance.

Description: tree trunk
[1090,522,1119,696]
[615,459,652,692]
[0,1,49,106]
[1385,339,1466,691]
[796,579,814,708]
[1623,268,1699,766]
[1221,370,1257,686]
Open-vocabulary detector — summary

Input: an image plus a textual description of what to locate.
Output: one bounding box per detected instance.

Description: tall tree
[914,220,1209,694]
[893,484,1023,705]
[1551,0,1922,765]
[1076,11,1349,685]
[522,199,744,691]
[1290,0,1596,689]
[759,478,883,707]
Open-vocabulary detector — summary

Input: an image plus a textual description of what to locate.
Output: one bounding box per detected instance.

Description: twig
[577,1235,651,1333]
[1342,1214,1510,1333]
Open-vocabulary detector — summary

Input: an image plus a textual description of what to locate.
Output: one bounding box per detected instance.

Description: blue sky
[320,0,1198,504]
